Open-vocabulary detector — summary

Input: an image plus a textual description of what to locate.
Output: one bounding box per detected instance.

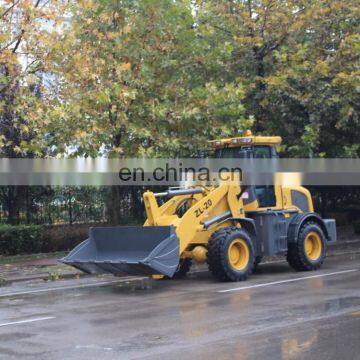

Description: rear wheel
[207,227,255,282]
[287,222,326,271]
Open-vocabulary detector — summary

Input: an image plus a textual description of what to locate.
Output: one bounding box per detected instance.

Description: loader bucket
[61,226,180,277]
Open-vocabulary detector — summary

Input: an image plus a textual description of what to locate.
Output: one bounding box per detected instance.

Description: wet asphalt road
[0,255,359,360]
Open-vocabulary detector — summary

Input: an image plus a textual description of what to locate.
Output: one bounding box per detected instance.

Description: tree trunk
[106,186,123,225]
[131,187,144,220]
[253,51,267,132]
[25,187,31,224]
[6,187,20,225]
[68,189,73,225]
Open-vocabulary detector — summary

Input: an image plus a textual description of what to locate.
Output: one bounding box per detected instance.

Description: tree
[262,0,360,156]
[47,0,251,158]
[194,0,359,156]
[0,0,66,223]
[0,0,67,156]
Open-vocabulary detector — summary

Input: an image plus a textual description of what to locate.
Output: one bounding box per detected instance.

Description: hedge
[41,223,92,253]
[0,223,107,256]
[0,224,44,256]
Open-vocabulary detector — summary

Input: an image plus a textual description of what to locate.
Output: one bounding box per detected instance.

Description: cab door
[254,185,283,210]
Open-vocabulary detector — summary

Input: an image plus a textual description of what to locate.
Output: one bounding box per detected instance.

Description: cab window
[253,146,272,158]
[255,185,276,207]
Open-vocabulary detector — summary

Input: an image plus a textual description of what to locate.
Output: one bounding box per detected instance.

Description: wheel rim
[304,231,322,261]
[228,239,250,270]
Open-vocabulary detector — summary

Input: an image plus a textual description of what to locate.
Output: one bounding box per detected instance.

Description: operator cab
[211,130,280,159]
[210,130,282,208]
[215,144,277,158]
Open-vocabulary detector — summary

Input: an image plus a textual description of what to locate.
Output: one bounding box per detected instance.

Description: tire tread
[287,221,326,271]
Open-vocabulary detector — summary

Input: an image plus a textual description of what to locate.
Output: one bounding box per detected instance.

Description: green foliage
[0,186,109,225]
[46,0,251,157]
[0,0,67,157]
[1,0,359,159]
[196,0,359,157]
[0,223,107,256]
[0,224,43,256]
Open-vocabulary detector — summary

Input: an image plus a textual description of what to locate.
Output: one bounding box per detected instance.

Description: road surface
[0,254,359,359]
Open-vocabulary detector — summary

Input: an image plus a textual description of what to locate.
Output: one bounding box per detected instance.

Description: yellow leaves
[97,58,106,66]
[0,134,5,148]
[112,146,124,154]
[21,125,30,134]
[79,0,97,10]
[51,106,66,120]
[334,72,349,84]
[20,140,28,148]
[97,91,109,104]
[330,2,346,12]
[123,25,131,34]
[92,29,103,40]
[21,0,32,8]
[99,12,112,22]
[75,130,87,141]
[0,33,9,44]
[115,62,132,79]
[265,75,288,88]
[110,104,117,113]
[117,62,131,72]
[14,145,23,154]
[291,18,305,33]
[0,51,19,72]
[92,125,102,133]
[333,71,359,88]
[315,60,329,77]
[106,32,117,40]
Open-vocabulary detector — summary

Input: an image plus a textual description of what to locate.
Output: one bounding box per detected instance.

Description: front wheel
[207,227,255,282]
[287,222,327,271]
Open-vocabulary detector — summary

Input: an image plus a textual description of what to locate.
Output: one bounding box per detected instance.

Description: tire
[172,258,192,279]
[287,221,327,271]
[207,226,255,282]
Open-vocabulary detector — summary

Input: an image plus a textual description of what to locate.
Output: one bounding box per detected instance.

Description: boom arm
[143,184,244,254]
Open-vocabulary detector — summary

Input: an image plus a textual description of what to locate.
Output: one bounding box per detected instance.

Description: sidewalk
[0,252,83,286]
[1,237,360,287]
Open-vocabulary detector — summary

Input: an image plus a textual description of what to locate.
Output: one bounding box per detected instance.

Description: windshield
[215,146,274,158]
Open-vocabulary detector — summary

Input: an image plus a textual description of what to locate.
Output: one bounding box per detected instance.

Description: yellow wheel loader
[62,131,337,282]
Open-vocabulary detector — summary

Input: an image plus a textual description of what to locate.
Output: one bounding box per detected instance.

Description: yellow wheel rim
[304,231,322,261]
[228,239,250,271]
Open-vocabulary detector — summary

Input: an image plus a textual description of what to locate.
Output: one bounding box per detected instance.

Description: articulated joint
[183,246,208,263]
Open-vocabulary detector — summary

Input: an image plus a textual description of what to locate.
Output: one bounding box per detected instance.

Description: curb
[257,247,360,266]
[0,271,85,287]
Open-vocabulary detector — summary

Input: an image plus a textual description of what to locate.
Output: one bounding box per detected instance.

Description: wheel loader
[62,131,337,282]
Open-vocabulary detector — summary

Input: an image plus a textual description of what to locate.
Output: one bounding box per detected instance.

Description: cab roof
[209,130,282,149]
